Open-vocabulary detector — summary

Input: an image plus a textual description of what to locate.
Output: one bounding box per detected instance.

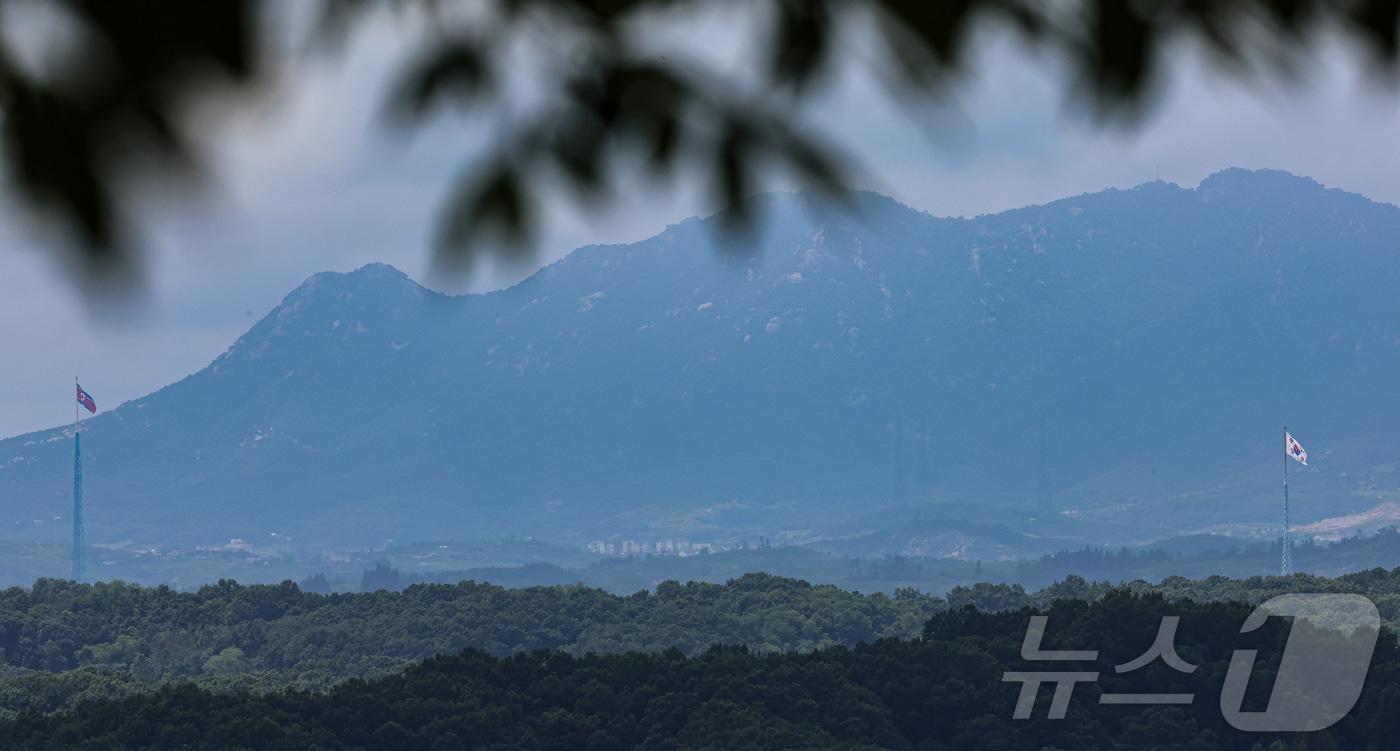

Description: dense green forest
[0,573,944,717]
[15,567,1400,692]
[2,591,1393,750]
[7,567,1400,728]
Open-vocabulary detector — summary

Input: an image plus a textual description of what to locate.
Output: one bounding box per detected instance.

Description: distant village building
[591,538,717,557]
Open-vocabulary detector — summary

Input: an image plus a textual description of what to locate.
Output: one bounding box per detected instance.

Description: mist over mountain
[3,168,1399,554]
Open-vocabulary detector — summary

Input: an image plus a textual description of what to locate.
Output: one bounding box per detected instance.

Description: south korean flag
[1285,431,1308,466]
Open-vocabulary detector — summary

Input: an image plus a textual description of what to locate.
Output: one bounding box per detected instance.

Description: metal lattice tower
[1281,426,1293,576]
[72,431,84,582]
[1281,524,1293,576]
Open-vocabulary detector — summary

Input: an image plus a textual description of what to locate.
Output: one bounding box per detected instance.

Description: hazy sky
[2,13,1400,438]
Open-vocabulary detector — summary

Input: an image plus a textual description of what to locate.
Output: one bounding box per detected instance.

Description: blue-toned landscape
[5,3,1400,747]
[5,170,1400,590]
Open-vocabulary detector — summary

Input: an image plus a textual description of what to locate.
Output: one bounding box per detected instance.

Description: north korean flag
[76,384,96,414]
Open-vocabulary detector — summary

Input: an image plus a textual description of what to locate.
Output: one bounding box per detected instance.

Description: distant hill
[3,168,1400,554]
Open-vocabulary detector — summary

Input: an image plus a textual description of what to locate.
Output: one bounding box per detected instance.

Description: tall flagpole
[1281,425,1292,576]
[72,377,84,583]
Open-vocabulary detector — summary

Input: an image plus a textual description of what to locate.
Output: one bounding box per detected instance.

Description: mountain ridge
[3,168,1399,560]
[18,167,1370,435]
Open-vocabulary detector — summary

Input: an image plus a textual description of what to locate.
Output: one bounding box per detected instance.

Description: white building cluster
[587,538,715,557]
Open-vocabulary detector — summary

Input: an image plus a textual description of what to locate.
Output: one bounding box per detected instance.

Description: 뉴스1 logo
[1002,593,1379,731]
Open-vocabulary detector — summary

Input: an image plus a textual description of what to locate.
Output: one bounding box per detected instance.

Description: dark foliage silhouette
[2,0,1397,284]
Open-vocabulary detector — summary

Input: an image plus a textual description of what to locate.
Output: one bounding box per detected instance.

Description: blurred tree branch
[1,0,1397,283]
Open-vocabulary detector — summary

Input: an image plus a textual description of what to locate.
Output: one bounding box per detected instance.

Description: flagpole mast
[1282,425,1292,576]
[72,376,84,583]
